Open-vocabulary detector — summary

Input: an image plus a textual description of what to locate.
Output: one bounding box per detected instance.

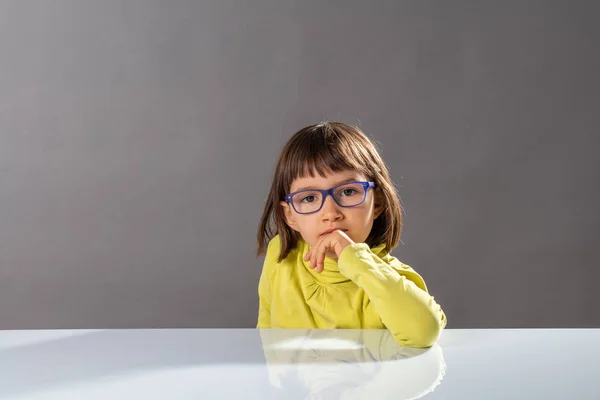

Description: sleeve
[337,243,447,348]
[256,235,280,329]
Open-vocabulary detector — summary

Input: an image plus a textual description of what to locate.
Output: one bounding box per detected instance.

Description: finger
[329,237,341,259]
[315,241,323,272]
[304,250,311,261]
[317,248,326,273]
[312,245,320,270]
[316,238,329,273]
[310,237,324,269]
[311,245,318,269]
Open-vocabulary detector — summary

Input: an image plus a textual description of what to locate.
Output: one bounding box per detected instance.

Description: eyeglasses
[285,181,375,215]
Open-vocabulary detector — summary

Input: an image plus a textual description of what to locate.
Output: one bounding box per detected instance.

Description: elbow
[392,315,444,348]
[414,319,443,348]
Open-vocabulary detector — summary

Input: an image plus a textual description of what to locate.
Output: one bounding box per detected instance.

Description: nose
[320,194,343,221]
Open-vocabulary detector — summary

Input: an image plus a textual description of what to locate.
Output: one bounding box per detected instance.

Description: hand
[304,230,355,273]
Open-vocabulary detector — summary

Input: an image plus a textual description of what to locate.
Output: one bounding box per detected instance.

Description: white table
[0,328,598,399]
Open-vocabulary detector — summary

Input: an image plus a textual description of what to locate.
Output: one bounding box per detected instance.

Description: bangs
[279,124,375,194]
[292,140,363,179]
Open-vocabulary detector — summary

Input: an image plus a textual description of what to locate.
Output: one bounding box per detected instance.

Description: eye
[300,195,317,203]
[340,188,358,196]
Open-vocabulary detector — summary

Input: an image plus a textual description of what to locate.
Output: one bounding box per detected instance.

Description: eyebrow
[295,178,361,192]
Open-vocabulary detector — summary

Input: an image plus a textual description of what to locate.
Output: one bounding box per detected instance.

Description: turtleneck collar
[296,238,388,285]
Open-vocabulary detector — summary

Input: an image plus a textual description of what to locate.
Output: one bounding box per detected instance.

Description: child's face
[280,170,384,248]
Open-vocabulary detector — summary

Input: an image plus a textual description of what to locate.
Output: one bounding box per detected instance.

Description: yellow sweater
[257,235,447,348]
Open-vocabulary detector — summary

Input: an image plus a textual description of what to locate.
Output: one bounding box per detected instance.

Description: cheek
[352,209,377,235]
[344,209,371,232]
[294,216,321,242]
[350,203,375,221]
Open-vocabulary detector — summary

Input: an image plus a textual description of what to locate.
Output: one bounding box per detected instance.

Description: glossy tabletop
[0,328,598,399]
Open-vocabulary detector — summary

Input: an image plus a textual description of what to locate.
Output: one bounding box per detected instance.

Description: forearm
[338,244,446,348]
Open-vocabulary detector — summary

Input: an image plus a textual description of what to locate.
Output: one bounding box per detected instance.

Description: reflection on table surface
[1,328,599,399]
[0,328,442,399]
[260,328,444,399]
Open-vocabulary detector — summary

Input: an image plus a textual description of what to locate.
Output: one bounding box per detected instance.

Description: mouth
[320,228,348,236]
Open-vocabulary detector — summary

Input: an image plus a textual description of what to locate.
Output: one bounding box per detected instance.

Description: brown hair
[256,121,403,262]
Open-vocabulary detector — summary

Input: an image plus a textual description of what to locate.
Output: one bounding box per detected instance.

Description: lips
[320,228,348,236]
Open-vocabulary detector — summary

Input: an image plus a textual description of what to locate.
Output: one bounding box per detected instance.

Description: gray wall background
[1,1,598,330]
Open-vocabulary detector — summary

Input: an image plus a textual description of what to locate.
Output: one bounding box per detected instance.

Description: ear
[280,201,300,231]
[373,190,386,220]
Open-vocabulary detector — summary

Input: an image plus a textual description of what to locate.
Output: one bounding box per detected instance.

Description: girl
[256,122,446,348]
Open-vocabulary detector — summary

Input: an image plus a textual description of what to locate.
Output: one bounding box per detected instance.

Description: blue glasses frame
[285,181,375,214]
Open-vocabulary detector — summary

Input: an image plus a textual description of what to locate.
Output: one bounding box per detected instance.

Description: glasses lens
[333,183,366,206]
[292,190,323,213]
